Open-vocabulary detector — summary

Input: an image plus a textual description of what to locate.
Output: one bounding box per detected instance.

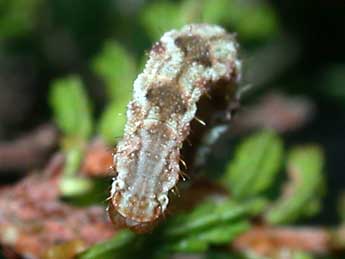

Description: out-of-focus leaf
[77,199,264,258]
[320,65,345,104]
[138,53,149,75]
[170,237,208,253]
[65,179,110,206]
[232,2,278,40]
[62,145,84,176]
[170,221,249,253]
[0,0,41,38]
[78,230,135,259]
[162,199,260,254]
[222,130,283,200]
[49,76,93,140]
[50,76,93,195]
[141,0,278,41]
[190,0,279,40]
[141,2,183,40]
[179,0,203,24]
[196,221,250,245]
[98,101,127,144]
[201,0,234,24]
[265,145,325,224]
[92,41,136,101]
[59,176,93,197]
[164,198,266,237]
[92,42,135,144]
[291,251,314,259]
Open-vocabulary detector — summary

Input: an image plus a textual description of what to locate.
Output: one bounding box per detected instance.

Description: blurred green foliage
[141,0,278,41]
[1,0,342,258]
[50,76,93,140]
[92,41,136,101]
[78,230,136,259]
[0,0,41,38]
[292,252,314,259]
[98,101,128,144]
[50,76,94,195]
[80,198,266,258]
[265,145,325,225]
[76,131,325,259]
[92,41,136,144]
[221,130,283,200]
[163,198,265,237]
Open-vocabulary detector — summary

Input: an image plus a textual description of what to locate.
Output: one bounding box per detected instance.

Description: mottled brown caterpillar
[109,24,242,232]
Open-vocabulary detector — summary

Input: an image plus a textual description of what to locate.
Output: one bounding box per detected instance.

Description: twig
[81,139,113,177]
[0,124,58,172]
[232,225,345,257]
[0,157,115,259]
[232,92,314,134]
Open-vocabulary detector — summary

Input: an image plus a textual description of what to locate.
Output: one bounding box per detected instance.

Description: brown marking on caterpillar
[175,35,212,67]
[109,24,242,233]
[146,85,187,121]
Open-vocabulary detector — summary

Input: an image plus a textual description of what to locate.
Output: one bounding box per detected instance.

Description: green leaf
[222,130,283,200]
[164,198,266,237]
[234,3,278,40]
[49,76,93,140]
[224,0,279,40]
[78,230,136,259]
[0,0,41,38]
[92,41,136,102]
[179,0,203,24]
[192,220,249,244]
[265,145,325,224]
[78,199,264,258]
[59,176,93,197]
[141,0,226,39]
[168,221,249,253]
[141,0,278,42]
[170,237,209,253]
[98,101,127,144]
[50,76,93,189]
[62,145,84,176]
[291,251,314,259]
[201,0,234,24]
[196,0,279,40]
[92,42,135,144]
[59,141,93,197]
[141,2,184,40]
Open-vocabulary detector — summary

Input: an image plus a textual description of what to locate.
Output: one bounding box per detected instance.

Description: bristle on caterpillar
[109,24,242,233]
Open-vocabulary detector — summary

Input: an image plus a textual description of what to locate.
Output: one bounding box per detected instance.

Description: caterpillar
[108,24,242,233]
